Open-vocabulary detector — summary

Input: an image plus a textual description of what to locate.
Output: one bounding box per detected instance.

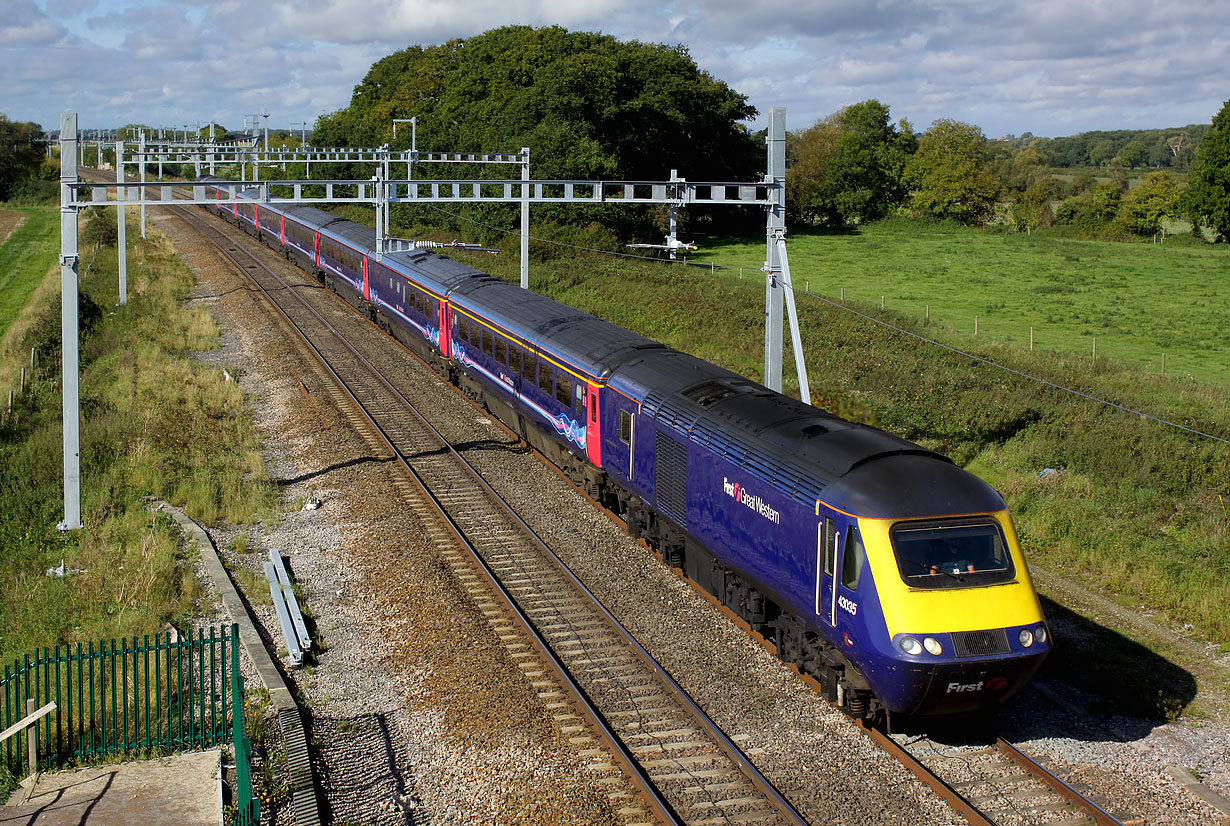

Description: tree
[1183,98,1230,242]
[1011,177,1054,232]
[1006,146,1049,193]
[1115,140,1150,168]
[1117,171,1183,237]
[0,114,45,201]
[904,119,1000,224]
[313,26,760,241]
[785,112,840,223]
[786,100,915,226]
[316,27,758,182]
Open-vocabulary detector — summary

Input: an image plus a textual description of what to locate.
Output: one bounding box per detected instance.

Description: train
[199,177,1050,722]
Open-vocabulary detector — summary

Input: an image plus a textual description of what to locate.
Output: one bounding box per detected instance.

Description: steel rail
[996,737,1129,826]
[859,723,995,826]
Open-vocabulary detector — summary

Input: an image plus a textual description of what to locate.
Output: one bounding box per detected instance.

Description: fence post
[26,698,36,778]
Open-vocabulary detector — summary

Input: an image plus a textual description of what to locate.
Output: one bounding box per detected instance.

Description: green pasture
[0,206,57,338]
[686,218,1228,389]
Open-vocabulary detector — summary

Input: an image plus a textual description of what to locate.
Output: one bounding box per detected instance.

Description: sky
[2,0,1227,142]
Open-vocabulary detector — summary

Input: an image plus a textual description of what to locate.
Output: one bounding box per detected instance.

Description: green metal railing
[2,625,233,768]
[232,670,260,826]
[1,623,258,823]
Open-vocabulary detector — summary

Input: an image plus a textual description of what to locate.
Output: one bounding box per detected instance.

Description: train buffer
[264,549,312,667]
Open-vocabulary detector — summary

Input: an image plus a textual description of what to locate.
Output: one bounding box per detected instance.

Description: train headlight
[923,637,943,656]
[899,636,923,655]
[1035,625,1048,644]
[1018,628,1035,647]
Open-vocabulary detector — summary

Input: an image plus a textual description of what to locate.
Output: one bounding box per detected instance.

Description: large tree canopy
[1183,98,1230,242]
[314,26,759,182]
[786,99,915,226]
[904,119,1000,225]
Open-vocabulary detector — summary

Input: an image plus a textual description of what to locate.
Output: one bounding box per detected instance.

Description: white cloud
[1,0,1226,137]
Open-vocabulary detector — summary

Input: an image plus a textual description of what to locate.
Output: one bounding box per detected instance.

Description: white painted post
[26,698,36,777]
[520,147,530,290]
[58,113,82,531]
[139,131,146,239]
[763,108,786,393]
[116,140,127,306]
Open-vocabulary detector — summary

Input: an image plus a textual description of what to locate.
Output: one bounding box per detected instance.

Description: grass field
[685,217,1228,389]
[0,209,275,672]
[0,206,57,340]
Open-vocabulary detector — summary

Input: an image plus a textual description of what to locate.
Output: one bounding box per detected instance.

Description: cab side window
[841,527,865,590]
[823,517,836,576]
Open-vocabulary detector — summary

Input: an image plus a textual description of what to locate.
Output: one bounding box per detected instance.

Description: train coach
[200,178,1050,723]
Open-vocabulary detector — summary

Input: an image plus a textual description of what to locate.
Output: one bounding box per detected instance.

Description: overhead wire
[419,202,1230,446]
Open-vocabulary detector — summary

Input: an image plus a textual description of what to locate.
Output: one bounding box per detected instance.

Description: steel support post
[139,132,147,238]
[520,147,530,290]
[763,108,786,393]
[58,114,83,531]
[777,238,812,404]
[669,169,680,261]
[116,141,127,305]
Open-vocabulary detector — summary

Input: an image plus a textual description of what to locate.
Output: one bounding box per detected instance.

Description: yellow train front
[815,454,1050,718]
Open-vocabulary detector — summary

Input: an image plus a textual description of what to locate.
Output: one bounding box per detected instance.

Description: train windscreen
[889,519,1015,589]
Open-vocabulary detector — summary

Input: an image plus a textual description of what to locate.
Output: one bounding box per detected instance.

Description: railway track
[93,175,1150,826]
[872,726,1140,826]
[165,200,813,826]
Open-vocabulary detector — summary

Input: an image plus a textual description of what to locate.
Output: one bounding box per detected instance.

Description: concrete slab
[0,749,220,826]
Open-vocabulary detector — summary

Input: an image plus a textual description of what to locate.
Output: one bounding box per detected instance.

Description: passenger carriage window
[618,410,632,444]
[823,517,836,576]
[841,527,865,590]
[538,361,553,396]
[509,347,522,377]
[524,350,538,387]
[555,373,572,408]
[481,327,493,357]
[494,336,507,365]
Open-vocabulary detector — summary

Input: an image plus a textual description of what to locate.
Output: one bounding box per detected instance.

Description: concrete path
[0,749,220,825]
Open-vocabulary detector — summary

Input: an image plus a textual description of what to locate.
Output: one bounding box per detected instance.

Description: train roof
[282,204,352,234]
[610,348,1001,518]
[446,275,661,380]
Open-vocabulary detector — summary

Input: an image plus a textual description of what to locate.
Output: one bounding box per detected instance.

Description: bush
[81,206,117,248]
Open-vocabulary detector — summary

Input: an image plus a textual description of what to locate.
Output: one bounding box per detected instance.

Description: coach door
[816,515,838,627]
[603,396,636,483]
[585,382,602,467]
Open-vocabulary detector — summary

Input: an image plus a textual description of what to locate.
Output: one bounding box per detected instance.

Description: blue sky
[2,0,1227,140]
